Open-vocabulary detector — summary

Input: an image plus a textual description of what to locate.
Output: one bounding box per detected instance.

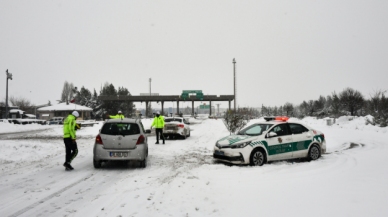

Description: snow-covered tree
[283,102,294,116]
[223,110,248,135]
[75,86,92,107]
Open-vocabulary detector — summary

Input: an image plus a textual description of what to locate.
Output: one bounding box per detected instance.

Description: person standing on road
[151,111,165,144]
[106,111,125,119]
[63,111,79,170]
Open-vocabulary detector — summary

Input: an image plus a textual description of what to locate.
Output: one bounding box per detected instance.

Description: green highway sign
[200,105,210,109]
[180,90,204,100]
[180,93,189,100]
[182,90,202,94]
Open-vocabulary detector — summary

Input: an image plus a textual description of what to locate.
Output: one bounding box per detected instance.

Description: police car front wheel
[250,149,265,166]
[308,144,321,160]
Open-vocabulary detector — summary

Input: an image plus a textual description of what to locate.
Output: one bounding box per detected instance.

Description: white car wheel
[250,149,265,166]
[309,145,321,160]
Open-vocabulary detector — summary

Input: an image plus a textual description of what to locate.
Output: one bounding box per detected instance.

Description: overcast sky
[1,0,387,110]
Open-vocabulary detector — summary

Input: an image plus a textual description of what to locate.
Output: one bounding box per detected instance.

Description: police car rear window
[101,123,140,136]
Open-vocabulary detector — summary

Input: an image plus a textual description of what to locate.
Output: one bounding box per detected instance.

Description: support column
[177,101,180,115]
[229,100,231,112]
[192,101,194,116]
[161,101,164,115]
[145,101,149,118]
[126,101,129,117]
[209,101,212,116]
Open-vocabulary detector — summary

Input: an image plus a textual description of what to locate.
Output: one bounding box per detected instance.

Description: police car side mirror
[267,132,277,138]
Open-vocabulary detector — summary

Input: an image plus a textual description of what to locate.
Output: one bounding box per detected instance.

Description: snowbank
[300,116,388,134]
[0,122,58,134]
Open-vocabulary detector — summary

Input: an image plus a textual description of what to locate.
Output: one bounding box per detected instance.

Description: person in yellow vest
[151,111,165,144]
[106,111,125,119]
[63,111,79,170]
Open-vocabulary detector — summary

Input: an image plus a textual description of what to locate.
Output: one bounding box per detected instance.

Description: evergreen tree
[75,86,92,107]
[100,83,118,116]
[331,92,341,117]
[98,83,136,118]
[283,102,294,116]
[117,86,135,117]
[273,106,278,116]
[90,89,102,118]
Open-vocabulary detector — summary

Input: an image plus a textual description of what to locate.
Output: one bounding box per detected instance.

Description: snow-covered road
[0,117,387,217]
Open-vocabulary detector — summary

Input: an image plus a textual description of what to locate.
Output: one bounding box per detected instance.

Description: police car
[213,117,326,166]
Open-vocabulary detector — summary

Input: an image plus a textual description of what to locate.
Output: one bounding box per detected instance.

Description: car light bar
[264,117,289,121]
[264,117,275,121]
[275,117,289,121]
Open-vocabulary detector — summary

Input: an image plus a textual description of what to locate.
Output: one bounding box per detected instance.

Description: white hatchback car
[93,118,150,168]
[213,117,326,166]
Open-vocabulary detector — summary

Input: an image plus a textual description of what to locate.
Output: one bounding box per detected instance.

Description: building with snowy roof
[37,103,93,120]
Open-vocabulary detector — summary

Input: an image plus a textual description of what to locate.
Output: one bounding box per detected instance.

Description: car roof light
[275,117,289,121]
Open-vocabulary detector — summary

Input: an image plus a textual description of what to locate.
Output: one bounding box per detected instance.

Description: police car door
[289,123,312,158]
[265,124,293,160]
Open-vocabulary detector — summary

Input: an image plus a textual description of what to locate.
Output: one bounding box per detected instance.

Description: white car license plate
[110,152,128,157]
[215,150,224,155]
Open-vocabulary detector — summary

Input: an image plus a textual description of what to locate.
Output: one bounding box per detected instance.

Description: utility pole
[5,69,13,119]
[149,78,151,117]
[149,78,151,96]
[233,58,236,112]
[216,103,221,116]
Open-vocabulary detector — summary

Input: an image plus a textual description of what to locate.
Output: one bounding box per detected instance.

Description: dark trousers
[64,138,78,163]
[156,128,165,143]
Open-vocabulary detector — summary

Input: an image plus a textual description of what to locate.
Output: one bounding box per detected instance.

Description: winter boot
[63,162,74,170]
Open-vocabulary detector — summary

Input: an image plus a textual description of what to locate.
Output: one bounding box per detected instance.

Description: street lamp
[5,69,13,119]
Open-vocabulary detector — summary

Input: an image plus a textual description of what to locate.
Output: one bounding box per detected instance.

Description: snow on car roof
[9,109,24,114]
[37,103,92,111]
[106,118,138,123]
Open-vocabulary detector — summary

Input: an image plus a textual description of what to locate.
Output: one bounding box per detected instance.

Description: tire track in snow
[7,172,96,217]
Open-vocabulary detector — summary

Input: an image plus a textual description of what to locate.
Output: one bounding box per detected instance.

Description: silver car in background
[93,119,150,168]
[163,117,191,139]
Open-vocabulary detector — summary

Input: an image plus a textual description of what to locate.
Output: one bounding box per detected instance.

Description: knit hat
[157,111,160,115]
[118,111,122,114]
[72,111,79,117]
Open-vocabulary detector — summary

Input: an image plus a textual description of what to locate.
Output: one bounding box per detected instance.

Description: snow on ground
[0,116,387,217]
[0,122,59,134]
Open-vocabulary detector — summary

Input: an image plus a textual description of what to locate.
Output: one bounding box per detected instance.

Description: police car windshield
[164,118,182,123]
[238,124,273,136]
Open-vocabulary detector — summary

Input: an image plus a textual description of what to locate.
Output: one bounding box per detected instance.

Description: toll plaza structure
[98,93,235,117]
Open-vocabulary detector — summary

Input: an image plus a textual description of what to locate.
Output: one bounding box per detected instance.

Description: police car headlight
[230,141,251,149]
